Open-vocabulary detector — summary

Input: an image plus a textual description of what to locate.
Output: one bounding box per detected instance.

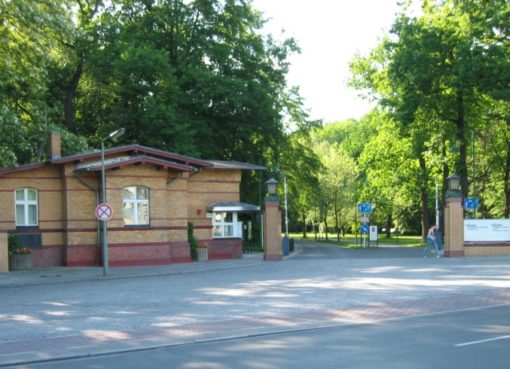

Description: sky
[251,0,406,123]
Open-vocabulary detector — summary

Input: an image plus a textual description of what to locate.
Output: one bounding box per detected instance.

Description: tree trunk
[63,56,84,132]
[455,91,469,199]
[504,138,510,218]
[301,209,307,238]
[385,214,392,238]
[419,156,430,243]
[441,143,449,233]
[333,190,340,241]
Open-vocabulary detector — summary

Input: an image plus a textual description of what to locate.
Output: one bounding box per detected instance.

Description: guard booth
[206,201,260,253]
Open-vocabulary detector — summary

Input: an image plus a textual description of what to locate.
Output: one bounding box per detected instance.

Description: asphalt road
[6,304,509,369]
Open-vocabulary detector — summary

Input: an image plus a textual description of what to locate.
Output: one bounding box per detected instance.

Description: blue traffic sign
[464,197,479,210]
[358,203,372,214]
[361,224,369,234]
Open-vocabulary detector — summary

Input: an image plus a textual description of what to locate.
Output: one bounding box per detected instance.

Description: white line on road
[455,335,510,347]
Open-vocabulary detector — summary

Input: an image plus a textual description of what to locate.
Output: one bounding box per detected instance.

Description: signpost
[464,197,480,219]
[357,203,373,247]
[357,203,372,214]
[464,197,479,210]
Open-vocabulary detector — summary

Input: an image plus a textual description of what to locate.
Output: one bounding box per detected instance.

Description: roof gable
[74,155,195,173]
[51,144,213,168]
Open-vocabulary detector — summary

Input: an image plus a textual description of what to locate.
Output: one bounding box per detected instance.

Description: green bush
[188,222,199,261]
[8,234,23,254]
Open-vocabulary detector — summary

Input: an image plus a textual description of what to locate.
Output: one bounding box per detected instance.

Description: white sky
[252,0,406,123]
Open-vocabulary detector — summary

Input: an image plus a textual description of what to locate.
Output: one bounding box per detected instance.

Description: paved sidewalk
[0,253,268,289]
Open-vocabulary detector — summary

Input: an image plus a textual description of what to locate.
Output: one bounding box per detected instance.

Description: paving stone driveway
[1,241,510,366]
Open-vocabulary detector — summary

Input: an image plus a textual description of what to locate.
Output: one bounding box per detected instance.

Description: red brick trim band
[464,242,510,247]
[444,250,465,257]
[8,226,188,233]
[264,254,283,261]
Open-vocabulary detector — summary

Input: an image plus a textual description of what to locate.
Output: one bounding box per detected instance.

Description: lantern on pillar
[446,174,461,198]
[265,178,279,201]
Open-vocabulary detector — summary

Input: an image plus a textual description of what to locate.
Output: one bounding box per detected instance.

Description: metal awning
[207,201,260,212]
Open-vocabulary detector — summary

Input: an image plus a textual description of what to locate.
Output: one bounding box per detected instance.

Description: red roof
[51,144,213,168]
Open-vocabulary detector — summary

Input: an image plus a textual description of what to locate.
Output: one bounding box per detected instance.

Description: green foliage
[7,234,23,254]
[346,0,510,237]
[1,0,301,174]
[187,222,199,261]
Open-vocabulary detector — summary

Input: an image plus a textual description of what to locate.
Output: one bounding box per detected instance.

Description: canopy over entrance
[207,201,260,213]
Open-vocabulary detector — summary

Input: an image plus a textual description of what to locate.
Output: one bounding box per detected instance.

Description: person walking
[424,225,441,258]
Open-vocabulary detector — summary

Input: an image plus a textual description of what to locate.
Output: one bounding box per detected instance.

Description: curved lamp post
[101,128,125,276]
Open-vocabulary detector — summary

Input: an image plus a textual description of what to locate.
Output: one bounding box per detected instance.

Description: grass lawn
[287,232,424,247]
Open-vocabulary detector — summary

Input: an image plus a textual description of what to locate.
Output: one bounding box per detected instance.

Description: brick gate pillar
[444,197,464,257]
[0,232,8,273]
[264,199,283,261]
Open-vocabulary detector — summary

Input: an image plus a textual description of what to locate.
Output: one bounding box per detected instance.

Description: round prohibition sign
[95,203,113,221]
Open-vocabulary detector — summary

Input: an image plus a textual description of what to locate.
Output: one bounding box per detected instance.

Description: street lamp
[101,128,125,276]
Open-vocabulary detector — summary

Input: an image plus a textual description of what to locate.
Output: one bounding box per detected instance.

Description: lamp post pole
[101,139,108,276]
[284,174,289,238]
[100,128,125,276]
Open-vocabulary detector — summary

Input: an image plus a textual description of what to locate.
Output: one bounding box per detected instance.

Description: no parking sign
[95,203,113,221]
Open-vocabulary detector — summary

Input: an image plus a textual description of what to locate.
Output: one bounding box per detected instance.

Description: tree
[0,0,88,164]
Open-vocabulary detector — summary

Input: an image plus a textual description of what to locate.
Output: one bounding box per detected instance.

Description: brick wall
[0,160,245,267]
[0,232,7,273]
[464,243,510,256]
[64,164,193,266]
[0,166,66,267]
[204,238,243,260]
[187,169,241,240]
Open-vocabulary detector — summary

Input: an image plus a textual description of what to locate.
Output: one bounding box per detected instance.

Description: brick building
[0,133,263,268]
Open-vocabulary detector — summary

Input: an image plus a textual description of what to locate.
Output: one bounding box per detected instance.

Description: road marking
[455,335,510,347]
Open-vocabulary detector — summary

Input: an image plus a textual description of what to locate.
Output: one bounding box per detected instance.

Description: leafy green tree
[0,0,88,164]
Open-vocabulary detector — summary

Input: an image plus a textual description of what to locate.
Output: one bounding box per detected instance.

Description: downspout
[74,171,100,265]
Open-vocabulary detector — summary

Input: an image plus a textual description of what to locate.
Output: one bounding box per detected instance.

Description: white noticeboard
[369,226,378,241]
[464,219,510,242]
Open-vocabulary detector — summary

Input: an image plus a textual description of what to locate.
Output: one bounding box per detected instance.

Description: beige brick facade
[264,200,282,261]
[0,232,7,273]
[444,196,510,257]
[444,197,465,257]
[0,144,258,268]
[464,244,510,256]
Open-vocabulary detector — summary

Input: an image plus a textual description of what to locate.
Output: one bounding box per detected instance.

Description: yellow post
[264,200,283,261]
[444,197,464,257]
[0,233,8,273]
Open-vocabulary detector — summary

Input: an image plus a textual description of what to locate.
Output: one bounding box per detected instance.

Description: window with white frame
[123,186,149,225]
[212,212,241,238]
[15,188,38,226]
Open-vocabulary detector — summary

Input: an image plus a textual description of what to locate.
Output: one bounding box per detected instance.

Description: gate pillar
[444,197,464,257]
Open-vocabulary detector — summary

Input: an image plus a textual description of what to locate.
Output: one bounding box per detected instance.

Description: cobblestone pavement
[1,241,510,366]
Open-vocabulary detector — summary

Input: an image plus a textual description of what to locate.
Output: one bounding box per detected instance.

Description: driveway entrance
[294,241,424,259]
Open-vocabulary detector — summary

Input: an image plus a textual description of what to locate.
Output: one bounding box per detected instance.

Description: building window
[123,186,149,225]
[15,188,38,226]
[212,212,241,238]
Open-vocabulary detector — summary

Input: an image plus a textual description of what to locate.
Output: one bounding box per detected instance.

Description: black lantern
[265,178,278,195]
[446,174,461,192]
